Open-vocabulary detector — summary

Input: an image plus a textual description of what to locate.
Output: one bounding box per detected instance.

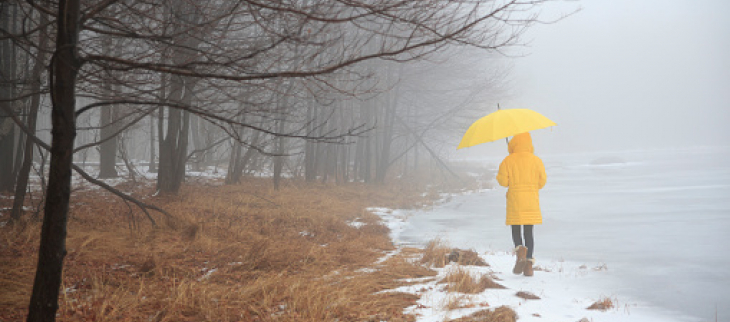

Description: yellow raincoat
[496,133,547,225]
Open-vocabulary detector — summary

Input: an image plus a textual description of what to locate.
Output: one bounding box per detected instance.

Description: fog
[455,0,730,158]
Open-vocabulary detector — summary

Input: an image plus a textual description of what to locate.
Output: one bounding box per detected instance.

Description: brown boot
[512,245,527,275]
[523,258,535,277]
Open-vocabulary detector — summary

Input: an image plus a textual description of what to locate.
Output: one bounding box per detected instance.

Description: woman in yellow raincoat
[496,132,547,277]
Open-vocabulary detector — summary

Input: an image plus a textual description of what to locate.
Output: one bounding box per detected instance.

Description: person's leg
[511,225,523,247]
[522,225,535,276]
[524,225,534,259]
[511,225,527,274]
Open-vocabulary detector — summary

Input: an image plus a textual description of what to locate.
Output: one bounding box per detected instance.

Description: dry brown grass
[447,249,489,266]
[443,293,471,311]
[515,291,540,300]
[587,296,615,311]
[0,172,475,322]
[421,239,489,268]
[447,306,517,322]
[421,238,452,268]
[440,266,505,294]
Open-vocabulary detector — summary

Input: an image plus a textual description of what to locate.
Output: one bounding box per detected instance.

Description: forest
[0,1,551,321]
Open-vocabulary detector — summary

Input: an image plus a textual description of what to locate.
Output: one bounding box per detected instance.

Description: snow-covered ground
[372,146,730,322]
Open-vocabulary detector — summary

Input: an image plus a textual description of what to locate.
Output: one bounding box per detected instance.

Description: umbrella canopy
[457,108,556,149]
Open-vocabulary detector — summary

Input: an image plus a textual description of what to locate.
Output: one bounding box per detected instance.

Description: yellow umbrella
[457,108,556,149]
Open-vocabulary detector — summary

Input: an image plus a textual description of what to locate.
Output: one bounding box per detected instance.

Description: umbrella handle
[498,104,509,145]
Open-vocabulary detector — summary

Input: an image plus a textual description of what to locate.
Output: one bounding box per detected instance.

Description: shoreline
[370,206,702,322]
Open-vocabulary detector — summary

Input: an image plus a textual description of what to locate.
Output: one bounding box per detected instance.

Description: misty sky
[455,0,730,157]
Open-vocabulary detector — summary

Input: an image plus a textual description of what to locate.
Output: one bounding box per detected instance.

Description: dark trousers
[511,225,534,259]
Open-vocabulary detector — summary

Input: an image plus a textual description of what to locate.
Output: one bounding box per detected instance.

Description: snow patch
[347,219,366,229]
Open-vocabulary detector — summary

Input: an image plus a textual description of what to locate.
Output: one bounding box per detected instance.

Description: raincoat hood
[508,132,534,154]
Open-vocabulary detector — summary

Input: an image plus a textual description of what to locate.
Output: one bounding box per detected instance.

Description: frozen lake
[395,146,730,322]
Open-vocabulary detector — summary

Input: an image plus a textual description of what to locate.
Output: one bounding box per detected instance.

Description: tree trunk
[98,26,118,179]
[157,74,194,193]
[375,100,394,184]
[150,52,169,175]
[10,7,49,222]
[225,114,246,184]
[27,0,80,321]
[272,90,290,190]
[353,131,363,181]
[190,114,204,171]
[375,74,401,184]
[304,100,316,182]
[362,100,373,183]
[239,130,261,177]
[225,137,242,184]
[98,103,119,178]
[117,133,138,182]
[272,129,285,189]
[148,111,157,172]
[155,82,166,175]
[11,2,23,186]
[0,2,17,192]
[156,1,200,193]
[157,107,185,192]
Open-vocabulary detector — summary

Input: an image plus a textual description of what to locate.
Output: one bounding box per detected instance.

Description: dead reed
[440,266,505,294]
[0,171,477,321]
[421,239,489,268]
[587,296,615,311]
[447,306,517,322]
[421,238,452,268]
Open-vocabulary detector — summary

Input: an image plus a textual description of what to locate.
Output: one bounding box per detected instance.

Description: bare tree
[25,0,81,320]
